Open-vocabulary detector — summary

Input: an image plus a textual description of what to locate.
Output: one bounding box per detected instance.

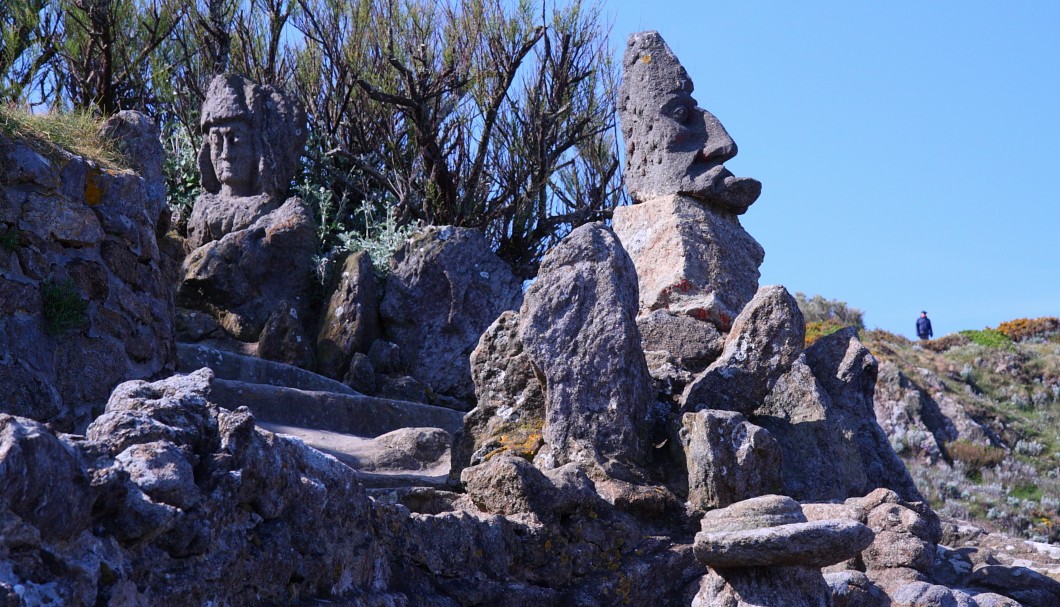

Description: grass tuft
[0,105,128,169]
[41,278,88,336]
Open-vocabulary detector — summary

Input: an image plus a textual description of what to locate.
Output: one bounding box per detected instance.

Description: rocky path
[179,342,462,490]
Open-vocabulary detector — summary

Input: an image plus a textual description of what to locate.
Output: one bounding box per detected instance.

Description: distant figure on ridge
[916,311,933,340]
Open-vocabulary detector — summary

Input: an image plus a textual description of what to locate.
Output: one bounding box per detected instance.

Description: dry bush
[921,333,970,353]
[946,440,1007,479]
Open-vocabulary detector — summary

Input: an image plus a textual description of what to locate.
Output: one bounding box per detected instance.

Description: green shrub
[1010,482,1043,502]
[337,200,414,275]
[0,227,19,251]
[162,126,201,227]
[960,329,1013,349]
[41,278,88,336]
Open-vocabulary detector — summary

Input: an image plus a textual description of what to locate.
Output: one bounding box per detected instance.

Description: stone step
[257,422,450,489]
[209,377,465,438]
[177,342,357,395]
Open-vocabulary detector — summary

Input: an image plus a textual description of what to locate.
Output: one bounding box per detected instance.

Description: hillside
[858,320,1060,543]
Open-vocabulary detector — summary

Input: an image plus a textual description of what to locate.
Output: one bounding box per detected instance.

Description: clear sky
[602,1,1060,338]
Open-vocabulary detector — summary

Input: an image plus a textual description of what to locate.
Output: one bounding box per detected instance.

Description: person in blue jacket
[916,311,933,340]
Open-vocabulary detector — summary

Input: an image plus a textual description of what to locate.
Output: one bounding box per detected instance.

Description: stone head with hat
[618,31,761,214]
[198,74,307,200]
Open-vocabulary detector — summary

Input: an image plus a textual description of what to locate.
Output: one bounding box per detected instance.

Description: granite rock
[518,222,652,471]
[380,226,522,401]
[682,285,805,413]
[315,250,381,379]
[679,409,782,510]
[613,194,763,330]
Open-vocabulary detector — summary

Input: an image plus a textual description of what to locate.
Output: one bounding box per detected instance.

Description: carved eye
[671,106,690,124]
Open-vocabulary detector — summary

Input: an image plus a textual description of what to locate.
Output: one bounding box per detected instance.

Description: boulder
[257,300,315,369]
[179,196,317,341]
[380,226,522,401]
[613,195,764,329]
[315,250,381,379]
[343,352,376,394]
[966,565,1060,607]
[518,222,652,470]
[754,357,871,501]
[637,309,724,372]
[890,582,980,607]
[0,415,93,540]
[825,571,890,607]
[451,310,545,482]
[679,409,782,510]
[692,566,833,607]
[461,454,600,523]
[694,495,873,569]
[682,285,805,414]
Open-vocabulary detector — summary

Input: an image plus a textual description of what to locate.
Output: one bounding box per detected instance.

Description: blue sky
[602,1,1060,338]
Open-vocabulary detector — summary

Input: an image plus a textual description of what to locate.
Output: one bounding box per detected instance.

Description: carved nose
[698,112,737,163]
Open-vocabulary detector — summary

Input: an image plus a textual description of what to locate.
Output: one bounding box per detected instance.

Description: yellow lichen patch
[84,167,105,206]
[641,54,651,63]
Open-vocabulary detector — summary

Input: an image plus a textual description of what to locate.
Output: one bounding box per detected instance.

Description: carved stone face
[207,120,257,197]
[197,74,306,200]
[619,31,761,213]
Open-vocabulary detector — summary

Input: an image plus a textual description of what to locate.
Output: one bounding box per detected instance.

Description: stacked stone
[691,495,874,606]
[0,111,175,430]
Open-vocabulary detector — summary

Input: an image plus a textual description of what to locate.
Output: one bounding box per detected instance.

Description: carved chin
[680,169,761,215]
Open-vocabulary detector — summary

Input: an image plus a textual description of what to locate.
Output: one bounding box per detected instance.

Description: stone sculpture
[614,31,765,333]
[618,30,760,213]
[185,75,306,250]
[178,76,317,361]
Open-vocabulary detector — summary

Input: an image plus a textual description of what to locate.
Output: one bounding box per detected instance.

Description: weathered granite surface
[0,111,175,430]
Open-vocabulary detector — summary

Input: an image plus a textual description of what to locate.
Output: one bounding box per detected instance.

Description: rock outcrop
[450,310,545,482]
[0,370,385,605]
[0,111,174,430]
[751,328,923,503]
[380,226,523,402]
[682,285,805,413]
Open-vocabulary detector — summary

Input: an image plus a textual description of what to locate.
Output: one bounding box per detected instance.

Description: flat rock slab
[694,519,874,569]
[178,342,356,395]
[257,422,450,489]
[210,378,464,438]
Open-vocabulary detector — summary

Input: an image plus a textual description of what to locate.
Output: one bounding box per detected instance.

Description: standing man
[916,311,934,340]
